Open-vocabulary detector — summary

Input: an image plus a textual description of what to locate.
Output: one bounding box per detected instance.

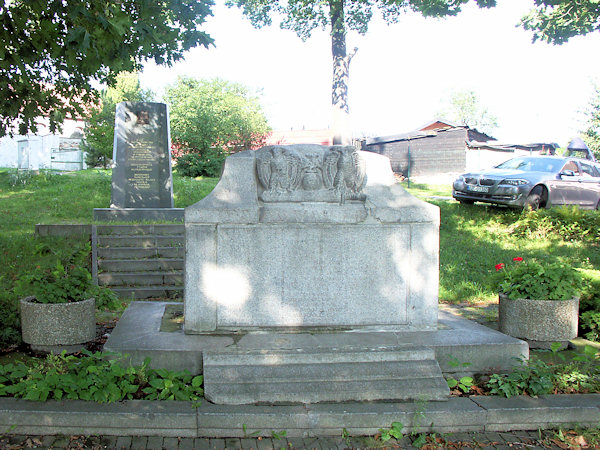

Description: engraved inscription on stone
[126,140,158,192]
[256,145,366,203]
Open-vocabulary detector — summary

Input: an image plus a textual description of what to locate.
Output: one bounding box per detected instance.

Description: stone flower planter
[498,293,579,349]
[20,296,96,354]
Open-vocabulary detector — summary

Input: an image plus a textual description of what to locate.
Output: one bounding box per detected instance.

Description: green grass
[402,181,600,304]
[0,168,219,348]
[1,170,599,309]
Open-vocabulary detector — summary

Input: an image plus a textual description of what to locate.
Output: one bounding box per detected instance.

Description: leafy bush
[581,311,600,342]
[487,357,554,398]
[0,291,22,350]
[176,150,225,178]
[0,351,203,403]
[487,345,600,397]
[493,258,583,300]
[509,206,600,242]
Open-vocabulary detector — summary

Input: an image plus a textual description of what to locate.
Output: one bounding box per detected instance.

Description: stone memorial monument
[184,144,449,403]
[185,144,439,332]
[94,102,183,222]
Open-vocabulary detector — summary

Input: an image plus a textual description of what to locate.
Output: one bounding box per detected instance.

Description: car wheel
[458,199,475,205]
[525,186,545,210]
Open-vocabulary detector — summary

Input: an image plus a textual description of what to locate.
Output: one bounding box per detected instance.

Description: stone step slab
[98,272,183,287]
[97,247,184,260]
[203,346,450,405]
[97,236,184,248]
[96,224,184,236]
[98,259,184,273]
[110,286,183,300]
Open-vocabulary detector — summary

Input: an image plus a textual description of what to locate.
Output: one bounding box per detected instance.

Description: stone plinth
[184,145,440,333]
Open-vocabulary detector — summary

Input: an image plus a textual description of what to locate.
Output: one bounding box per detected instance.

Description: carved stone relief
[256,145,366,203]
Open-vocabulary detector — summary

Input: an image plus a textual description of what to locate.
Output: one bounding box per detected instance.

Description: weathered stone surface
[471,394,600,431]
[203,345,449,404]
[0,398,196,437]
[110,102,174,209]
[184,146,439,333]
[498,295,579,346]
[20,296,95,353]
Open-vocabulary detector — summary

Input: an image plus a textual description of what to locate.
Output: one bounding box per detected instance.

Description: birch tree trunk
[330,0,356,145]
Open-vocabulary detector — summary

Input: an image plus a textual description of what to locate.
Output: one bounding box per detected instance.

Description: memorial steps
[93,224,184,300]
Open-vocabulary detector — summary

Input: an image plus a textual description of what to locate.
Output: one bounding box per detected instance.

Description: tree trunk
[330,0,355,145]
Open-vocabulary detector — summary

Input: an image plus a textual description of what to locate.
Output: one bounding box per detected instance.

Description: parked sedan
[452,156,600,209]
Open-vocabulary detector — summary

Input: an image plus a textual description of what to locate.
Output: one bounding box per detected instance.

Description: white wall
[465,148,515,172]
[0,118,85,170]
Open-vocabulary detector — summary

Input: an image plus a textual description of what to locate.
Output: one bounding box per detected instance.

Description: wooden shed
[363,119,495,177]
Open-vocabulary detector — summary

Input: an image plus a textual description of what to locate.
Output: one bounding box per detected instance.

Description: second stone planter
[20,296,96,354]
[498,293,579,349]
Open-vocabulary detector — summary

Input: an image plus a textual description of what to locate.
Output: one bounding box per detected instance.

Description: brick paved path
[0,430,571,449]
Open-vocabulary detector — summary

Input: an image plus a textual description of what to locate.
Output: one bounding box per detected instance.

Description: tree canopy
[521,1,600,44]
[164,76,271,158]
[227,0,496,143]
[82,72,154,168]
[439,90,498,136]
[0,0,214,137]
[582,82,600,160]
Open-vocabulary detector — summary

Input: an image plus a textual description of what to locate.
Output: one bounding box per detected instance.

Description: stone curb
[0,394,597,438]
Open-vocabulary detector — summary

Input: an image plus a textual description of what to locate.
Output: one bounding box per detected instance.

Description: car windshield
[495,157,563,173]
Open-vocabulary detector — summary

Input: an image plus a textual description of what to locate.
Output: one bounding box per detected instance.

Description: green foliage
[378,421,404,442]
[439,89,498,134]
[580,311,600,342]
[0,291,22,350]
[0,0,213,137]
[447,376,474,393]
[487,346,600,397]
[175,150,225,178]
[14,244,119,308]
[487,357,555,398]
[83,72,154,168]
[582,82,600,160]
[509,206,600,242]
[165,77,270,159]
[0,351,203,403]
[492,258,583,301]
[520,0,600,45]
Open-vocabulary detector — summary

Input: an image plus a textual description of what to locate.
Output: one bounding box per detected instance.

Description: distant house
[0,117,87,171]
[266,128,334,146]
[362,119,496,178]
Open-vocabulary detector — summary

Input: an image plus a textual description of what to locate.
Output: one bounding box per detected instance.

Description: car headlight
[500,179,529,186]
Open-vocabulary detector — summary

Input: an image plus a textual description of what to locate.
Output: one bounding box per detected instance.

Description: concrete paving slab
[307,398,485,435]
[0,398,197,437]
[471,394,600,431]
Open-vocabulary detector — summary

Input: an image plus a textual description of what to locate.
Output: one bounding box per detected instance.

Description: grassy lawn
[0,169,599,344]
[402,181,600,304]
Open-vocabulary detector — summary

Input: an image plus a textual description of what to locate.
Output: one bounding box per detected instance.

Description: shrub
[0,291,22,350]
[509,206,600,242]
[0,351,203,403]
[581,311,600,342]
[175,150,225,178]
[492,257,583,300]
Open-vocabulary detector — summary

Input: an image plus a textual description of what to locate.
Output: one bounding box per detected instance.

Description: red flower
[495,263,505,271]
[513,257,523,262]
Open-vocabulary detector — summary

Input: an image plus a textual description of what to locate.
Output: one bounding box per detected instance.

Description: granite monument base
[104,302,529,404]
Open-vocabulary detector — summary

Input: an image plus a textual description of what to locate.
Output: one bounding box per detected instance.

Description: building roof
[365,117,496,146]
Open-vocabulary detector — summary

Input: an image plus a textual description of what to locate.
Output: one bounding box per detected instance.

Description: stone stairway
[93,224,184,300]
